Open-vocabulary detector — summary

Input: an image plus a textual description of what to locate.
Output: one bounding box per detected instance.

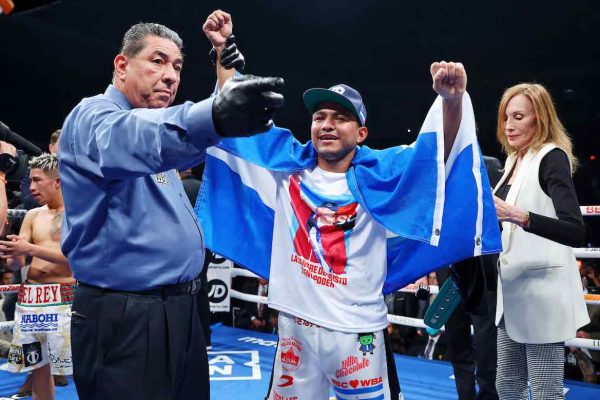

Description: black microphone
[0,122,43,156]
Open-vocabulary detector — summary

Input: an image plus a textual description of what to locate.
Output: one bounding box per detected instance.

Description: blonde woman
[493,83,589,399]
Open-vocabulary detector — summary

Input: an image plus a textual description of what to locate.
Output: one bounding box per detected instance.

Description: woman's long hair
[496,83,577,171]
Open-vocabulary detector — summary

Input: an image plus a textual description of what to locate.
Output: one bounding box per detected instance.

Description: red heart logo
[349,380,359,388]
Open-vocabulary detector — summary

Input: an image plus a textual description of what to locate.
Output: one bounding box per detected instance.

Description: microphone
[0,122,43,156]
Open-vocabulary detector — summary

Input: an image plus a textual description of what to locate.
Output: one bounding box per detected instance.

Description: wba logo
[331,376,383,388]
[208,279,228,303]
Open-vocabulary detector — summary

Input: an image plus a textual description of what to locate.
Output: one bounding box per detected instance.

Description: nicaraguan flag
[195,93,501,293]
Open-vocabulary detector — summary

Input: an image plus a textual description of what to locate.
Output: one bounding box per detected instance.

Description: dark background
[1,0,599,240]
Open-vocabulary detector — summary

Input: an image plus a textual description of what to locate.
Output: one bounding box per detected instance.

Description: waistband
[78,276,202,297]
[17,282,78,306]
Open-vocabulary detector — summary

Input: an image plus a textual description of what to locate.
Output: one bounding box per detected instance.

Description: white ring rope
[232,290,600,351]
[230,288,269,305]
[574,248,600,258]
[228,273,600,306]
[0,320,13,334]
[227,290,600,351]
[0,289,598,349]
[0,284,20,294]
[581,206,600,216]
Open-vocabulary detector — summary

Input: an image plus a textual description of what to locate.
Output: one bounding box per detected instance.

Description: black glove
[212,75,285,137]
[415,283,430,301]
[221,35,245,70]
[209,35,245,70]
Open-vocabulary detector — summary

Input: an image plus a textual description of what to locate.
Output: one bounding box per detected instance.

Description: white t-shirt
[268,167,389,332]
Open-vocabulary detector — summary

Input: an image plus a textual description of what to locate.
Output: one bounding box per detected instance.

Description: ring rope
[2,283,599,304]
[581,206,600,216]
[0,290,598,349]
[227,291,600,351]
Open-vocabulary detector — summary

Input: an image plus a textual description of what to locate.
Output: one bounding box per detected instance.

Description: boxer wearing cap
[205,40,473,397]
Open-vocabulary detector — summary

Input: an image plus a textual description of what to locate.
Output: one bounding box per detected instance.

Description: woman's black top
[495,148,585,247]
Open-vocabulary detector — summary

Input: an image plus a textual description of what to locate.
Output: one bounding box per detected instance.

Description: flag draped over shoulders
[195,93,501,293]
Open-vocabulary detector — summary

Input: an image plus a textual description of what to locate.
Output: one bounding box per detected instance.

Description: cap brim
[303,88,363,126]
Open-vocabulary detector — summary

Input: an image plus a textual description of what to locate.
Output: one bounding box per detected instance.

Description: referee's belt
[78,276,202,297]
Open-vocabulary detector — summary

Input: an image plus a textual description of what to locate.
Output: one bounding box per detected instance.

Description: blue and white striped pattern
[334,382,385,399]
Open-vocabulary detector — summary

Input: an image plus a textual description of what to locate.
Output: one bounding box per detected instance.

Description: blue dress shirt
[59,85,220,290]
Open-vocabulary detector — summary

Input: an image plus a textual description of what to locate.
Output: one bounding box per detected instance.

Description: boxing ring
[1,207,600,399]
[1,324,599,400]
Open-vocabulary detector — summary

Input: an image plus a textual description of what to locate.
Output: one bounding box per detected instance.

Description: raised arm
[203,10,240,89]
[430,61,467,161]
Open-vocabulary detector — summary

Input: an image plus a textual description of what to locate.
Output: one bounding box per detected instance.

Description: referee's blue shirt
[59,85,220,290]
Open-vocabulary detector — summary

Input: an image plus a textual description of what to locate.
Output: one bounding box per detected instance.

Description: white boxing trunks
[266,313,403,400]
[7,282,76,375]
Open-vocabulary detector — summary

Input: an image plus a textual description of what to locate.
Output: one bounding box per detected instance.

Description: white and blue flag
[195,93,501,293]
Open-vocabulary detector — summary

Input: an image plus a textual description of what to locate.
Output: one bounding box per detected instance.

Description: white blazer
[494,144,589,344]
